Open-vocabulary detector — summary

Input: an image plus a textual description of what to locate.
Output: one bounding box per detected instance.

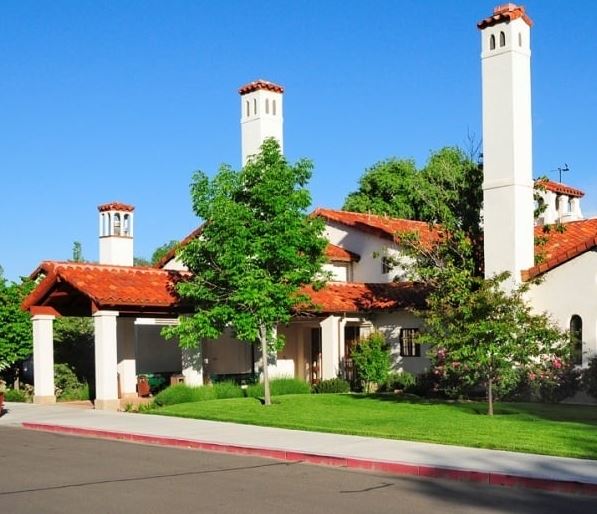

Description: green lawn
[149,394,597,460]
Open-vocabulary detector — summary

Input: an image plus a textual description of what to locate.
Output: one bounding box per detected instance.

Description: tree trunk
[487,377,494,416]
[260,326,272,406]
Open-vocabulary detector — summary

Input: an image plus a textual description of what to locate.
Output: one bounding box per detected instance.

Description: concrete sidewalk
[2,401,597,495]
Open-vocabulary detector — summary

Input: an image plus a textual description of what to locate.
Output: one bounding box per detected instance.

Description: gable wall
[527,250,597,365]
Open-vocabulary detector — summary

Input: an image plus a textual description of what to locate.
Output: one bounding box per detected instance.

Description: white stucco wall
[162,256,187,271]
[322,262,351,282]
[373,311,429,375]
[324,221,407,282]
[526,250,597,366]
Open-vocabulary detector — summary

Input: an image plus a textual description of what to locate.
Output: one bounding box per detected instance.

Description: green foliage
[54,363,88,399]
[71,241,84,262]
[164,139,328,405]
[0,275,34,374]
[537,363,581,403]
[3,387,29,402]
[582,356,597,399]
[246,378,311,398]
[153,384,217,406]
[380,372,417,392]
[313,378,350,394]
[212,380,245,399]
[351,333,391,393]
[151,240,179,265]
[54,317,94,384]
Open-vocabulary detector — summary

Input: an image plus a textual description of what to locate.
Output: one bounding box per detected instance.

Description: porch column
[181,344,203,386]
[117,317,137,399]
[320,315,340,379]
[32,314,56,404]
[93,310,119,410]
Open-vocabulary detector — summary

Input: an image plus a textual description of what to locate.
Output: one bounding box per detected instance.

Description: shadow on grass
[347,393,597,425]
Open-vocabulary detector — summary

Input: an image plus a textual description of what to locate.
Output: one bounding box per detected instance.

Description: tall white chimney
[239,79,284,166]
[478,4,534,287]
[98,202,134,266]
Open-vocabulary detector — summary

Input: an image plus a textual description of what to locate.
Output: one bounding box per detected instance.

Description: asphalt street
[1,427,596,514]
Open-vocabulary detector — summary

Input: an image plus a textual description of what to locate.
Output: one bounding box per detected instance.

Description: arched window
[106,213,111,236]
[245,100,250,117]
[253,98,257,115]
[113,213,121,236]
[490,34,496,50]
[273,99,277,115]
[265,98,269,114]
[123,214,130,236]
[570,315,583,366]
[518,32,522,47]
[499,31,506,47]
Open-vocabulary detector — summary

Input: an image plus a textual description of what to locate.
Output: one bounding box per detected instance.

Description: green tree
[351,332,391,393]
[151,240,179,265]
[71,241,84,262]
[164,139,328,405]
[0,272,34,378]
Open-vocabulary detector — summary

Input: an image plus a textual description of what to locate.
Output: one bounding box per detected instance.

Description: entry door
[343,326,360,385]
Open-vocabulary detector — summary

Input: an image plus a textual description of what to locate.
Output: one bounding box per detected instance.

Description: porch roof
[23,261,428,317]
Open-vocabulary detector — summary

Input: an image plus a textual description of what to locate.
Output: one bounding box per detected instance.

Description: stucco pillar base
[33,395,56,405]
[94,399,120,411]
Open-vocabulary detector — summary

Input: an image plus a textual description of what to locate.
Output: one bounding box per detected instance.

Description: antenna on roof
[553,163,570,183]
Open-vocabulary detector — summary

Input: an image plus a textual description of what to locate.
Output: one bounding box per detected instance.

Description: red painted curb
[22,422,597,496]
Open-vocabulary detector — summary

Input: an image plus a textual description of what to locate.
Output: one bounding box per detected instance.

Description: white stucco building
[23,4,595,409]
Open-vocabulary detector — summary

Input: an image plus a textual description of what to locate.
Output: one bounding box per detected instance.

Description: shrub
[351,332,391,393]
[380,372,416,393]
[538,364,581,403]
[4,388,29,402]
[313,378,350,394]
[247,378,311,398]
[54,363,86,399]
[582,356,597,399]
[213,381,244,399]
[153,384,216,407]
[59,383,90,401]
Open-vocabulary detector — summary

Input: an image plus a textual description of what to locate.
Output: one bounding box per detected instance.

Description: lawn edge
[22,421,597,497]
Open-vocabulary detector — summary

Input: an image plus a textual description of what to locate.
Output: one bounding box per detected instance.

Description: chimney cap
[477,3,533,30]
[238,79,284,95]
[98,202,135,213]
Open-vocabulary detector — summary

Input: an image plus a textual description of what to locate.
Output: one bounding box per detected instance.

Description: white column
[117,317,137,399]
[93,310,120,410]
[181,345,204,386]
[32,314,56,404]
[320,315,340,379]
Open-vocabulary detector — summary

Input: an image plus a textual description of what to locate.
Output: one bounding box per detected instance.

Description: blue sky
[1,1,596,281]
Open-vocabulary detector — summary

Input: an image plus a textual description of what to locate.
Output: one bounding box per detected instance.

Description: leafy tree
[54,317,95,385]
[164,139,328,405]
[151,240,179,266]
[71,241,84,262]
[351,332,391,393]
[133,257,152,267]
[0,272,34,379]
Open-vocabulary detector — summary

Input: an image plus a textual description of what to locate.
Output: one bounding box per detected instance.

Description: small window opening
[123,214,130,236]
[518,32,522,47]
[490,34,496,50]
[570,315,583,366]
[265,98,269,114]
[272,99,277,115]
[400,328,421,357]
[381,256,392,275]
[113,213,121,236]
[253,98,257,115]
[245,100,250,117]
[499,31,506,47]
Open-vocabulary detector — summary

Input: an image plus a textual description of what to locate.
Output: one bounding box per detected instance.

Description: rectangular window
[399,328,421,357]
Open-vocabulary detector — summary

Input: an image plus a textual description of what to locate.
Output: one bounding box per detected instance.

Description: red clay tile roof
[326,243,360,263]
[523,219,597,280]
[535,179,584,198]
[239,80,284,95]
[314,208,441,248]
[301,282,428,314]
[23,261,190,315]
[98,202,135,212]
[23,261,426,316]
[477,3,533,29]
